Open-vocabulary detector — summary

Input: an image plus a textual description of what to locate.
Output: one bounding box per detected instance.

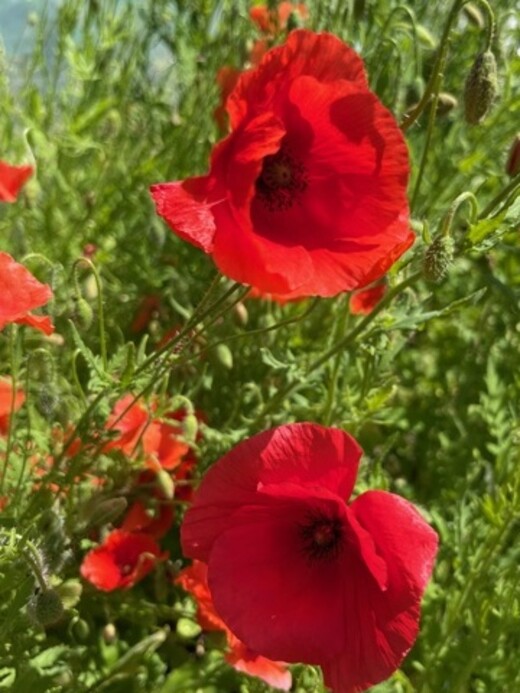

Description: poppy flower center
[300,511,344,561]
[256,145,307,212]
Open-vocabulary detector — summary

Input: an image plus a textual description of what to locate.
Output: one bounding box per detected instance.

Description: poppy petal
[0,161,33,203]
[207,496,350,663]
[181,423,362,562]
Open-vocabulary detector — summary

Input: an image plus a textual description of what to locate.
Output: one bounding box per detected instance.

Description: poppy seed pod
[464,50,498,125]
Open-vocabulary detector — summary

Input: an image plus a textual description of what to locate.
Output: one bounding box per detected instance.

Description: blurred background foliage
[0,0,519,691]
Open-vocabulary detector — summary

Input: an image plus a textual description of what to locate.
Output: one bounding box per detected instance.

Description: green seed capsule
[464,50,498,125]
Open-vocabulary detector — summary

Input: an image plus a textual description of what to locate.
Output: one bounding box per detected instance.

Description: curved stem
[474,0,496,49]
[440,192,479,236]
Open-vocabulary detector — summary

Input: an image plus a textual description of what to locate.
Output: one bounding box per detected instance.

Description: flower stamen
[256,145,307,212]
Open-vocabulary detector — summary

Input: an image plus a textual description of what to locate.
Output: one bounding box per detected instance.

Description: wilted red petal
[0,161,33,203]
[181,423,362,562]
[0,252,53,333]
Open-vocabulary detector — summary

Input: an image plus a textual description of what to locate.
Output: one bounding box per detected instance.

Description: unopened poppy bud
[437,93,458,116]
[463,3,485,29]
[182,413,198,443]
[34,588,64,627]
[83,497,128,528]
[156,469,175,499]
[72,297,94,331]
[233,301,249,326]
[423,235,455,283]
[214,343,233,369]
[506,134,520,177]
[464,50,498,125]
[56,579,83,609]
[70,617,90,641]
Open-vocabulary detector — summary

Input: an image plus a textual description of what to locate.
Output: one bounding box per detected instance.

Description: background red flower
[80,529,168,591]
[181,423,438,693]
[0,252,54,334]
[0,160,33,203]
[151,30,413,299]
[0,378,25,435]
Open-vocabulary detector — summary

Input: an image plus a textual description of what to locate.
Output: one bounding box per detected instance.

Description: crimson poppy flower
[80,529,168,591]
[151,30,413,299]
[0,252,54,334]
[0,160,33,203]
[349,278,388,315]
[0,378,25,435]
[181,423,438,693]
[250,3,308,35]
[121,499,174,540]
[177,560,292,691]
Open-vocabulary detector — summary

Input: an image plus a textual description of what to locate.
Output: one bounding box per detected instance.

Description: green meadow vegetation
[0,1,519,691]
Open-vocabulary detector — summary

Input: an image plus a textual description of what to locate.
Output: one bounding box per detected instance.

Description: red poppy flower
[181,423,438,693]
[0,252,54,334]
[105,395,191,470]
[349,278,388,315]
[121,499,174,540]
[0,160,33,203]
[0,378,25,435]
[177,560,292,691]
[151,31,413,299]
[250,3,308,35]
[80,529,168,591]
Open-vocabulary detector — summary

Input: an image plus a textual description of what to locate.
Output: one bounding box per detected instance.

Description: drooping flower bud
[72,296,94,331]
[505,134,520,177]
[33,588,64,627]
[463,3,485,29]
[437,92,458,116]
[423,234,455,283]
[464,50,498,125]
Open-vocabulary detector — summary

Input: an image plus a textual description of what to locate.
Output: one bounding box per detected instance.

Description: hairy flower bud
[72,296,94,331]
[423,235,455,283]
[34,588,64,627]
[464,50,498,125]
[506,134,520,177]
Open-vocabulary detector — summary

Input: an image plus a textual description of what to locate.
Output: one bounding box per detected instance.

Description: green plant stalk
[253,271,422,428]
[410,49,447,212]
[401,0,464,132]
[474,0,496,49]
[478,175,520,219]
[440,191,479,236]
[0,326,19,495]
[323,296,350,425]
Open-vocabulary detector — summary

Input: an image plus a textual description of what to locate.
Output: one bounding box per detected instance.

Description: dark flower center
[256,146,308,212]
[300,511,344,561]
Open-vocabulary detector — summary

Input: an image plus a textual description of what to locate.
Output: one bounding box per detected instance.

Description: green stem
[253,271,422,427]
[478,175,520,219]
[474,0,496,49]
[410,48,448,212]
[440,192,479,236]
[0,326,20,494]
[401,0,464,131]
